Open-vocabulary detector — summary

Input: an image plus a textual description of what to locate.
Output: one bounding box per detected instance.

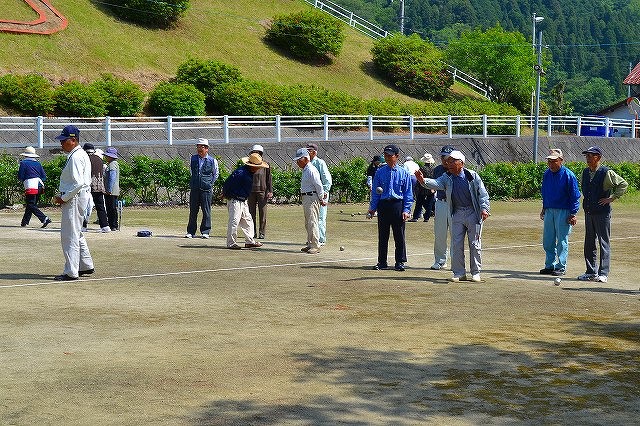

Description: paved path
[0,0,67,34]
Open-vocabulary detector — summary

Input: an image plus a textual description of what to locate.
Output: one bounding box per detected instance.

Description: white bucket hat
[20,146,39,158]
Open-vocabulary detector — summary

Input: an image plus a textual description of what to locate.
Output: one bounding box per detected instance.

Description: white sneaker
[577,273,596,281]
[201,234,210,239]
[448,275,466,282]
[470,274,481,282]
[184,233,193,238]
[594,275,608,283]
[81,227,88,232]
[430,262,446,270]
[100,226,111,233]
[319,242,325,246]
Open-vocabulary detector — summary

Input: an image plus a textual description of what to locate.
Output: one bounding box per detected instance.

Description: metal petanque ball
[554,277,562,285]
[376,186,383,194]
[339,246,345,251]
[351,213,355,217]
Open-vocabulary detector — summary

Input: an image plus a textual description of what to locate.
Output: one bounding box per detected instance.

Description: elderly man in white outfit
[294,148,326,254]
[307,143,332,245]
[53,125,95,281]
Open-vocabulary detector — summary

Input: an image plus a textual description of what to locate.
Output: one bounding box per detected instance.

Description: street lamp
[531,13,544,119]
[533,30,544,163]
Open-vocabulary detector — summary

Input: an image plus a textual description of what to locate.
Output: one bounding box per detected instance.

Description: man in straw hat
[18,146,51,228]
[539,148,581,277]
[186,138,219,239]
[52,125,94,281]
[222,152,269,249]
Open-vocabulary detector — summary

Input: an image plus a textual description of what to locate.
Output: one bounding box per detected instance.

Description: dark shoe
[551,269,565,276]
[79,268,95,276]
[423,218,430,222]
[408,218,418,222]
[373,264,389,270]
[227,244,242,250]
[394,263,406,271]
[245,242,263,248]
[301,246,311,252]
[54,274,78,281]
[41,217,52,228]
[539,268,554,275]
[257,233,265,239]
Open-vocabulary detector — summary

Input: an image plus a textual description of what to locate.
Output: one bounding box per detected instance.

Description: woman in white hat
[17,146,51,228]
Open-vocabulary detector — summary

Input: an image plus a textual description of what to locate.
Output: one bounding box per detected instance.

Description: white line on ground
[2,236,639,289]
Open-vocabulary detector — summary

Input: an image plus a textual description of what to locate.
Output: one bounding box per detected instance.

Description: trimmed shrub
[265,10,345,61]
[54,81,107,117]
[0,74,55,116]
[329,157,369,203]
[103,0,189,28]
[271,167,302,203]
[0,154,20,207]
[147,82,206,116]
[91,74,144,117]
[175,59,243,112]
[371,33,452,100]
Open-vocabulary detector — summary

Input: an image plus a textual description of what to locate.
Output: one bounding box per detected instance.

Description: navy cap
[383,144,400,155]
[55,125,80,141]
[440,145,455,156]
[582,146,603,156]
[83,143,95,152]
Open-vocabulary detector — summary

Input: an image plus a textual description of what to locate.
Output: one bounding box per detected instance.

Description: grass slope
[0,0,426,101]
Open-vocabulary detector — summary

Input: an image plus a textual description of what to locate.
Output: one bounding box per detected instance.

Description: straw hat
[20,146,39,158]
[242,152,269,168]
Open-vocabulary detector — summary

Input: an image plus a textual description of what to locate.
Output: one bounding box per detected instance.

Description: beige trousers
[302,194,320,249]
[226,199,256,247]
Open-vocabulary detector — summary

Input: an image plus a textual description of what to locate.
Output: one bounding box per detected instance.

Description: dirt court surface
[1,200,639,425]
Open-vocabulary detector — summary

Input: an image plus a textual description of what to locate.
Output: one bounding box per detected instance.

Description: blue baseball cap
[582,146,603,156]
[439,145,455,156]
[383,144,400,155]
[55,125,80,141]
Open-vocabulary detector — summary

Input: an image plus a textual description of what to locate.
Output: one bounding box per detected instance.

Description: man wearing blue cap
[430,145,455,270]
[577,146,628,283]
[367,144,413,271]
[52,125,95,281]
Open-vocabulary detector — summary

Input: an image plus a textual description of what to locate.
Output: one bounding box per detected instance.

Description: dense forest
[337,0,640,105]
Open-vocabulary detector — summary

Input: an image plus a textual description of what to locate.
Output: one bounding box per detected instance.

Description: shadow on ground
[192,319,640,424]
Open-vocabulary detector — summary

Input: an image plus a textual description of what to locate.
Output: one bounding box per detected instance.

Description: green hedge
[147,82,206,116]
[102,0,189,28]
[3,155,637,208]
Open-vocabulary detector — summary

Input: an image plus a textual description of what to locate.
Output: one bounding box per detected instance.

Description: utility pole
[400,0,405,35]
[533,30,544,163]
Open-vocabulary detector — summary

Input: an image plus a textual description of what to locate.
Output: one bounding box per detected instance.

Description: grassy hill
[0,0,437,102]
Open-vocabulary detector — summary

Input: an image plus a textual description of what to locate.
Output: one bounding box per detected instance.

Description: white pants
[61,190,94,277]
[226,199,256,247]
[318,192,329,243]
[302,194,320,249]
[433,199,451,265]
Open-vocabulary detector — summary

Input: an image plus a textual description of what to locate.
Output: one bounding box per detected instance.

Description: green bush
[271,167,302,203]
[0,74,55,116]
[175,59,243,112]
[265,10,345,61]
[91,74,144,117]
[371,33,453,100]
[0,154,20,207]
[54,81,108,117]
[104,0,189,28]
[147,82,206,116]
[329,157,369,203]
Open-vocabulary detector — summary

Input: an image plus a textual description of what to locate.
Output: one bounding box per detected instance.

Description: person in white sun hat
[18,146,51,228]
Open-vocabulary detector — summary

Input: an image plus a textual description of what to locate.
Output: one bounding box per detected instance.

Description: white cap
[250,144,264,154]
[448,150,465,163]
[420,153,435,164]
[293,148,310,161]
[197,138,209,147]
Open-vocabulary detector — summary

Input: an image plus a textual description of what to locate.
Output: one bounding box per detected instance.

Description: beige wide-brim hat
[420,153,435,164]
[20,146,39,158]
[242,152,269,168]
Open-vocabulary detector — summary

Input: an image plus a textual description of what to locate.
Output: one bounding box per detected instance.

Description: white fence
[0,115,635,148]
[303,0,388,39]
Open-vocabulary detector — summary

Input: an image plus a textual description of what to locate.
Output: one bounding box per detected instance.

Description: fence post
[104,116,112,147]
[633,118,637,138]
[576,116,582,136]
[447,115,453,138]
[36,116,43,148]
[275,115,281,143]
[368,115,374,140]
[482,114,488,138]
[547,116,552,136]
[224,115,229,144]
[409,115,414,140]
[516,115,521,137]
[605,117,610,138]
[167,116,173,145]
[323,114,329,141]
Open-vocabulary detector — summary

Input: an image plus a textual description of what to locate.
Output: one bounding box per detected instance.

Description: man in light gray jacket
[415,150,490,282]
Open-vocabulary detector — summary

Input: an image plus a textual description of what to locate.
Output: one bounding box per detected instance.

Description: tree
[565,77,617,116]
[445,24,538,111]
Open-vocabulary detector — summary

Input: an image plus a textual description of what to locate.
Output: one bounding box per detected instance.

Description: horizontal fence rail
[0,115,636,148]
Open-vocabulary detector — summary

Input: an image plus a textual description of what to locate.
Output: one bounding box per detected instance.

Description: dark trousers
[83,191,109,228]
[412,189,435,221]
[105,194,119,230]
[377,198,407,266]
[187,189,212,235]
[22,193,47,225]
[584,212,611,276]
[248,191,268,236]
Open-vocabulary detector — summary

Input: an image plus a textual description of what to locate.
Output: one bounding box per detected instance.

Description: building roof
[623,62,640,85]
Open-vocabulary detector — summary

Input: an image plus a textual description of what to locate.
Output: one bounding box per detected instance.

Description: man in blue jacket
[186,138,219,239]
[540,149,581,277]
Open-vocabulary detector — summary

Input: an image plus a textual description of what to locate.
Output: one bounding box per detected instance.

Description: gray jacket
[421,168,490,223]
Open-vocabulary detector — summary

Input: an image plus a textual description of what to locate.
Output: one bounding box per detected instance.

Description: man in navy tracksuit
[18,146,51,228]
[185,138,219,239]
